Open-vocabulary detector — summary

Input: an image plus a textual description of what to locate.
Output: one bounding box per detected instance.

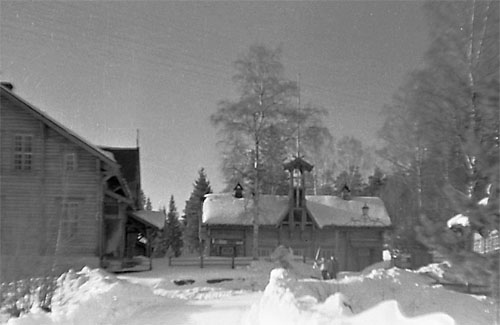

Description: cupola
[283,156,314,231]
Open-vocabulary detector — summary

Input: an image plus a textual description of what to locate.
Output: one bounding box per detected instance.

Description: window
[64,153,76,171]
[14,135,33,170]
[258,248,271,257]
[61,201,80,240]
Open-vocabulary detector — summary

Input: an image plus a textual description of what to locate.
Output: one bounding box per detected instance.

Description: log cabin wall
[1,91,104,281]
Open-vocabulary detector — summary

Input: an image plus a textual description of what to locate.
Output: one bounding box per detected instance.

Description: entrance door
[357,247,372,270]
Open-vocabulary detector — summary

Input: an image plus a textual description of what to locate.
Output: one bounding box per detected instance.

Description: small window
[61,201,80,240]
[64,153,77,171]
[14,135,33,170]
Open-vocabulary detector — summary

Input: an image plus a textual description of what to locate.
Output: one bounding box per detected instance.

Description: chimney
[1,82,14,91]
[341,184,351,200]
[362,203,369,217]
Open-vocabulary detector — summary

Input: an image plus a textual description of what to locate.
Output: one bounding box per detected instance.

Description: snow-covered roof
[306,196,391,227]
[129,210,165,229]
[447,214,470,228]
[202,194,391,228]
[202,194,289,226]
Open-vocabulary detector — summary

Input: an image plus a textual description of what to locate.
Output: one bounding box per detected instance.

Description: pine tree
[183,168,212,253]
[165,195,183,257]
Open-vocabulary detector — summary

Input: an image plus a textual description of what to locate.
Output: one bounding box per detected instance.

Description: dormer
[233,183,244,199]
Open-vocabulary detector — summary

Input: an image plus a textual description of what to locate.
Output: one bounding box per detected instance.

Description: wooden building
[202,156,391,272]
[0,84,162,282]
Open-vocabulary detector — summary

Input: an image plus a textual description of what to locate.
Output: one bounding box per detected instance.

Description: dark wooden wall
[1,94,104,280]
[206,224,385,272]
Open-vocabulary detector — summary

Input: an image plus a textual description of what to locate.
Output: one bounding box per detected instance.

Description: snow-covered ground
[2,257,498,325]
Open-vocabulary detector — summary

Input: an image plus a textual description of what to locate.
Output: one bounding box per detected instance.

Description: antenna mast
[296,73,301,158]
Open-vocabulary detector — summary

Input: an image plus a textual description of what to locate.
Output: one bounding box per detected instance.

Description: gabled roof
[0,85,118,170]
[100,147,141,201]
[202,194,391,228]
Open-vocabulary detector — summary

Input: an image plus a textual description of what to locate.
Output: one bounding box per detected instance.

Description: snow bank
[4,260,496,325]
[6,267,166,325]
[246,267,496,325]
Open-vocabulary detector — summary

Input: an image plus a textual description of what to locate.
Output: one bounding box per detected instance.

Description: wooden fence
[168,256,254,269]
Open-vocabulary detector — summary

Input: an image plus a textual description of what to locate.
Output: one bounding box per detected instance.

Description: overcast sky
[1,1,429,211]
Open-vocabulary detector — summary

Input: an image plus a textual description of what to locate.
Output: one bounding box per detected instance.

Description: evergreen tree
[165,195,183,257]
[183,168,212,253]
[152,207,168,257]
[379,173,421,252]
[379,0,499,292]
[138,189,146,210]
[145,197,152,211]
[363,167,386,197]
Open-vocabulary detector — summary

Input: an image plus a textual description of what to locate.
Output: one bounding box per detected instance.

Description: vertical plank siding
[1,93,103,281]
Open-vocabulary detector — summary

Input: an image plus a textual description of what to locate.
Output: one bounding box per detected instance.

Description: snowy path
[120,292,262,325]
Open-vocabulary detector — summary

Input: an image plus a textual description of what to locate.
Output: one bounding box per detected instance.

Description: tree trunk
[252,146,260,260]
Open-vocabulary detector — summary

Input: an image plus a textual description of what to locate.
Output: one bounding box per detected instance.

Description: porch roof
[129,210,165,230]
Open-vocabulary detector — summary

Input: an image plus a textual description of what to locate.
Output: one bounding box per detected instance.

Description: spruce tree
[363,167,386,197]
[183,168,212,253]
[152,206,168,257]
[165,195,183,257]
[145,197,152,211]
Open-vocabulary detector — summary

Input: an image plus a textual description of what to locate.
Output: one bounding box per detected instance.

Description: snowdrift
[3,259,496,325]
[245,267,496,325]
[5,267,167,325]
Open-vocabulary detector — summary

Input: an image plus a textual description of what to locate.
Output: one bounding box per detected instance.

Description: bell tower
[283,156,313,231]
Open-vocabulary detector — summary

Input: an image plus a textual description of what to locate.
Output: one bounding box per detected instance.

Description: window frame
[63,152,77,171]
[60,200,81,241]
[13,134,33,171]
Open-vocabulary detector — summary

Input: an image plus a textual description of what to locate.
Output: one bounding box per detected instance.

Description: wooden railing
[168,256,253,269]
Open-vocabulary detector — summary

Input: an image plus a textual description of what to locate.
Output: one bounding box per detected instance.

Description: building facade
[0,84,161,282]
[202,157,391,272]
